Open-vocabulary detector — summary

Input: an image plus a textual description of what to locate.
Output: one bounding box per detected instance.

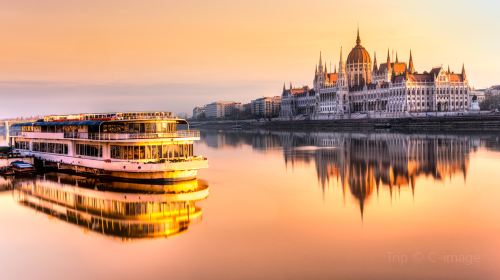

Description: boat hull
[51,163,200,182]
[25,152,208,182]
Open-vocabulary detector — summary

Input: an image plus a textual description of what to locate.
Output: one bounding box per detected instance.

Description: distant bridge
[0,120,36,144]
[0,119,39,129]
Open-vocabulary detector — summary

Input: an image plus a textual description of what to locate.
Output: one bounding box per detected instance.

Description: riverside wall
[191,114,500,132]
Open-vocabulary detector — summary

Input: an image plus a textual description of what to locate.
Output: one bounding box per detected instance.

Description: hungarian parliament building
[280,30,472,118]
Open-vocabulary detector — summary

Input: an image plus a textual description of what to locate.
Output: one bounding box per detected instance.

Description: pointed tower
[386,49,392,71]
[283,82,286,93]
[408,50,415,74]
[318,51,323,73]
[324,62,329,83]
[289,82,292,90]
[395,52,399,63]
[338,46,344,75]
[386,49,392,82]
[338,46,347,88]
[462,63,467,81]
[356,27,361,46]
[373,51,378,72]
[447,65,451,74]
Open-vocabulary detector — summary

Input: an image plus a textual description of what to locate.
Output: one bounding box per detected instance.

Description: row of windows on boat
[110,144,193,160]
[86,219,188,236]
[14,141,194,160]
[20,122,179,134]
[32,206,187,237]
[76,198,195,217]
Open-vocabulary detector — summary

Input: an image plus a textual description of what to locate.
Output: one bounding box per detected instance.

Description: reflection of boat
[10,112,208,182]
[0,176,13,191]
[13,173,209,240]
[0,168,14,176]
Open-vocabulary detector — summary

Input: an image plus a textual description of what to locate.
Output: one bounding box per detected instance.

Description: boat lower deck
[36,158,207,182]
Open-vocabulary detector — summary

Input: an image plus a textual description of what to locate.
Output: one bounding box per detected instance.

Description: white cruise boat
[10,112,208,181]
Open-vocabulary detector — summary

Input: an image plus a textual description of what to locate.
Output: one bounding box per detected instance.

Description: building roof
[377,62,407,75]
[407,73,435,83]
[283,86,311,97]
[449,74,464,82]
[346,30,371,65]
[392,63,407,75]
[430,67,442,76]
[327,73,338,84]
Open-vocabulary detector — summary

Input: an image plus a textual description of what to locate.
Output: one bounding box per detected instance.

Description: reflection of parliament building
[282,133,474,214]
[201,130,486,215]
[281,29,471,118]
[13,173,209,240]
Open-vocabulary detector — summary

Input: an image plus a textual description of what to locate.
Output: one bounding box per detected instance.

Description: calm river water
[1,130,500,280]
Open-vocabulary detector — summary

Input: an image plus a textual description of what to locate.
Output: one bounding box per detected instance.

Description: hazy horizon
[0,80,280,119]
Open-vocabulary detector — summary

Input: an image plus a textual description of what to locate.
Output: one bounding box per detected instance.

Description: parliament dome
[347,31,371,65]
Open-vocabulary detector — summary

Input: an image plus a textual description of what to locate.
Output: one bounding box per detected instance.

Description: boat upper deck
[10,112,200,141]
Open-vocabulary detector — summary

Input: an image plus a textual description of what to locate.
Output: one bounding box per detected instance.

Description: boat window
[32,142,68,155]
[110,143,194,160]
[14,140,30,150]
[76,144,103,158]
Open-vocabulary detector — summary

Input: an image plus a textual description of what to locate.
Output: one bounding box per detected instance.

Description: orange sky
[0,0,498,117]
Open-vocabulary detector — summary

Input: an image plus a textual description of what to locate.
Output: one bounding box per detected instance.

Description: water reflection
[202,130,500,215]
[11,173,209,240]
[0,176,13,192]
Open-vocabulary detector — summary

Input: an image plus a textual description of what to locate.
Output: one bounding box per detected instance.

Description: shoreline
[191,114,500,132]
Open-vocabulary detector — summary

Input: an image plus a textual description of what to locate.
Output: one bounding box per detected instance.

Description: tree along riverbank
[190,114,500,132]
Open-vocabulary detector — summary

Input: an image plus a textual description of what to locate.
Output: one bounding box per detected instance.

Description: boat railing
[63,130,200,140]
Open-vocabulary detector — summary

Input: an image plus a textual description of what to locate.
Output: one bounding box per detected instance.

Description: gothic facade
[281,29,471,119]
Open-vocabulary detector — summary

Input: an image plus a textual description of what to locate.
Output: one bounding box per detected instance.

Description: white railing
[10,132,65,139]
[10,130,200,140]
[63,130,200,140]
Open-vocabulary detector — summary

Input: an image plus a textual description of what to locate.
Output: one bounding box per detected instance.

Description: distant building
[192,107,205,119]
[281,28,472,119]
[470,89,486,104]
[485,85,500,96]
[251,96,281,118]
[317,30,470,117]
[240,103,252,119]
[280,84,316,118]
[205,101,242,119]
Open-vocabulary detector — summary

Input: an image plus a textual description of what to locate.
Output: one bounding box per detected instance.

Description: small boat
[10,161,36,175]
